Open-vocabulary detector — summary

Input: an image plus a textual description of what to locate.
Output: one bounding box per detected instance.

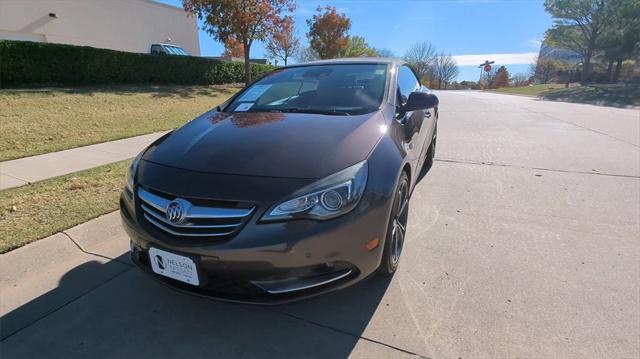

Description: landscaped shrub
[0,40,275,86]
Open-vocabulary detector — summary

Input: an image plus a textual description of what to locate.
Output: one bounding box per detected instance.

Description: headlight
[125,152,143,194]
[262,161,368,222]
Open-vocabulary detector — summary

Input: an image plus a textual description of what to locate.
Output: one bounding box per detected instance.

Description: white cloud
[452,52,538,66]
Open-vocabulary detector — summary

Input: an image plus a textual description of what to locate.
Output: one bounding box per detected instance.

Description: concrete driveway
[1,91,639,358]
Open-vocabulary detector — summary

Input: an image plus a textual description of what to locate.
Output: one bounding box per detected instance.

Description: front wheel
[377,171,410,275]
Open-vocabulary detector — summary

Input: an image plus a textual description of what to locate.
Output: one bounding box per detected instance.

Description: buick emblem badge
[166,199,188,224]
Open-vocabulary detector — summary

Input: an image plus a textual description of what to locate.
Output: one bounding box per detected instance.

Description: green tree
[341,36,377,57]
[530,56,569,83]
[600,0,640,82]
[543,0,618,84]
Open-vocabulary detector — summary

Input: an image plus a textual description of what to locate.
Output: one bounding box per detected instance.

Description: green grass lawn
[0,85,240,161]
[0,160,129,253]
[485,83,639,108]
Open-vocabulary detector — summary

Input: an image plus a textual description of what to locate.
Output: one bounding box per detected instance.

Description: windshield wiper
[277,108,352,116]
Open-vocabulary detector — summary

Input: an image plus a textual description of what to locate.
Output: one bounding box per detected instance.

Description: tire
[424,126,437,171]
[377,171,410,275]
[417,126,437,182]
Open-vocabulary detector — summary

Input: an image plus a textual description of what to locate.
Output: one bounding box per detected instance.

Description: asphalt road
[1,91,639,358]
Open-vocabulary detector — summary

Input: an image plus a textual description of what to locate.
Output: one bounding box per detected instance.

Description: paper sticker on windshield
[239,84,271,101]
[234,102,254,112]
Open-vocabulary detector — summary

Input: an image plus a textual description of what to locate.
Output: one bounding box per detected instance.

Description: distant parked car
[121,58,439,304]
[150,43,188,56]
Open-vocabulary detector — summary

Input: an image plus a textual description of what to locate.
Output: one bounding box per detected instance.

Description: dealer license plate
[149,247,199,286]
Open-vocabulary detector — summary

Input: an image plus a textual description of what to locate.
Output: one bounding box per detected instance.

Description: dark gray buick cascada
[120,58,439,304]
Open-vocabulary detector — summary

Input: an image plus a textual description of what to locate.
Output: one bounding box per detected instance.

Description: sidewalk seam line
[264,307,429,358]
[535,111,640,149]
[61,231,134,268]
[468,91,640,148]
[435,158,640,179]
[0,171,31,184]
[503,98,640,149]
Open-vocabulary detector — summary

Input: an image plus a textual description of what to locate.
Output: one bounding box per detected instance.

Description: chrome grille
[137,187,254,237]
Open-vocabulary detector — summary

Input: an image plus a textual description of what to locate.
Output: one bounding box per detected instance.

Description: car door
[396,65,428,176]
[416,85,436,171]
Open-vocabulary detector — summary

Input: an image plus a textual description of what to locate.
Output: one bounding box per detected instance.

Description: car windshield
[226,64,388,116]
[173,47,188,55]
[163,45,187,55]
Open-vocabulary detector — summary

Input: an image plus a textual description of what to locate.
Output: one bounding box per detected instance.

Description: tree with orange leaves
[265,16,299,66]
[306,6,351,59]
[182,0,295,84]
[223,37,245,58]
[493,66,510,88]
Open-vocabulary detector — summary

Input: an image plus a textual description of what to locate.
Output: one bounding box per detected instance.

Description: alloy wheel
[390,178,409,265]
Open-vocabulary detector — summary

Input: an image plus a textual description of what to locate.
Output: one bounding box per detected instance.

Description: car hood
[143,110,385,179]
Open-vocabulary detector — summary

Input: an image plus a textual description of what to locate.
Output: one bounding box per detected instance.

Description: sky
[154,0,553,81]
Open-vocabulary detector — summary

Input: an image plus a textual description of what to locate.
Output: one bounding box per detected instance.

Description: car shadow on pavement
[1,253,393,358]
[538,84,640,108]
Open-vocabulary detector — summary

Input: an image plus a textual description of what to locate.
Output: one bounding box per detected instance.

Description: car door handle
[424,112,431,118]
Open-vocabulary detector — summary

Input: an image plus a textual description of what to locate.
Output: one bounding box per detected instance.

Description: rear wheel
[378,171,410,275]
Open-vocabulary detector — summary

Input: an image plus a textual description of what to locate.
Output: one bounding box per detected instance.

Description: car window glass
[150,45,162,54]
[398,65,420,103]
[255,80,319,106]
[227,64,388,115]
[171,47,188,55]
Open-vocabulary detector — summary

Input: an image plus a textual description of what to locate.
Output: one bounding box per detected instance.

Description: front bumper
[120,188,390,304]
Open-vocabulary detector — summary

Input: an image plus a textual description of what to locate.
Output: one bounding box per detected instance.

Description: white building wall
[0,0,200,56]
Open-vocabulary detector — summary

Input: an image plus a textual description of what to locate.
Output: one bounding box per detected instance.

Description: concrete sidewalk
[0,131,167,190]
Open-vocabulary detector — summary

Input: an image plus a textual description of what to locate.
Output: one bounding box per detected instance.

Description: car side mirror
[402,92,439,112]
